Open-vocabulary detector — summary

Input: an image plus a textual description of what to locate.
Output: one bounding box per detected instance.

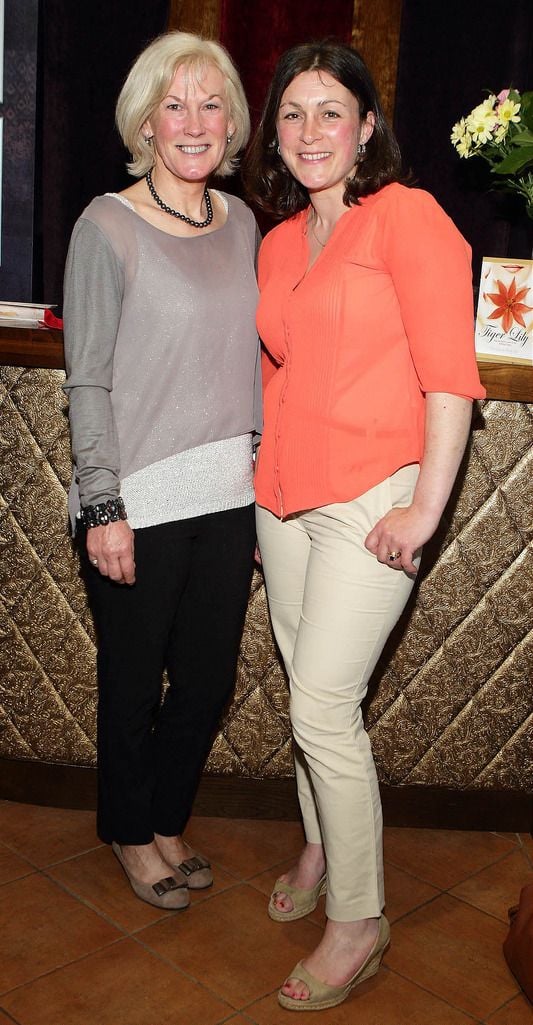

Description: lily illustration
[485,276,533,333]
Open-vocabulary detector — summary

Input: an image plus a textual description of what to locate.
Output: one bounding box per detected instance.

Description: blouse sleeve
[63,217,125,507]
[381,187,485,399]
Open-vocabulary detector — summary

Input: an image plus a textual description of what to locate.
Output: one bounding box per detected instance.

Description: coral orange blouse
[255,183,485,518]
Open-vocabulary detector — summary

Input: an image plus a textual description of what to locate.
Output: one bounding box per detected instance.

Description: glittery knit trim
[120,434,254,529]
[105,191,229,214]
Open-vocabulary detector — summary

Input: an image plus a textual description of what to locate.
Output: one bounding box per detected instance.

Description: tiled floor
[0,801,532,1024]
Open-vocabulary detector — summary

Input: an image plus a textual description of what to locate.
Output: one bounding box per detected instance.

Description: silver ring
[90,557,99,566]
[387,551,401,561]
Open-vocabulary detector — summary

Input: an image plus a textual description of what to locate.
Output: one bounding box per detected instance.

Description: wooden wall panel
[168,0,221,38]
[352,0,402,122]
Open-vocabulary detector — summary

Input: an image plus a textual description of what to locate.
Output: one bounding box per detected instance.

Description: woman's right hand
[86,520,136,584]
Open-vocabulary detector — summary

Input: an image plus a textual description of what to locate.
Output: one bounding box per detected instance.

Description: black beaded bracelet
[80,496,128,529]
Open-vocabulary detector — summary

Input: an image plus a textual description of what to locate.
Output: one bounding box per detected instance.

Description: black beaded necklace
[145,168,213,228]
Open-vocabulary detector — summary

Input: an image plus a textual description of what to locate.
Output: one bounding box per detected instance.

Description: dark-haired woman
[246,41,485,1011]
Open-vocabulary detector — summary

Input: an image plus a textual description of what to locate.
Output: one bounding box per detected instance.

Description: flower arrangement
[451,89,533,218]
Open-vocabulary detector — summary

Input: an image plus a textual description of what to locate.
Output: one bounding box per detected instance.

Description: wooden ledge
[477,360,533,402]
[0,325,64,370]
[0,325,532,401]
[0,758,531,831]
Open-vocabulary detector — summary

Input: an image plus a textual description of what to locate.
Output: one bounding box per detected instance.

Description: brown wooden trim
[477,360,533,402]
[352,0,403,124]
[0,325,531,402]
[0,759,530,831]
[0,326,65,370]
[167,0,221,38]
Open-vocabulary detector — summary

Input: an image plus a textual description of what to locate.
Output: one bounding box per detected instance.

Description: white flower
[496,98,521,125]
[494,122,510,143]
[456,133,474,158]
[466,102,498,144]
[450,118,469,145]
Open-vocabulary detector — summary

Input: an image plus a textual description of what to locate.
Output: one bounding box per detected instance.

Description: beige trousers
[256,465,419,922]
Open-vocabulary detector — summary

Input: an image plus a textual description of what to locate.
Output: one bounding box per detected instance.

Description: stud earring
[357,142,366,156]
[226,135,233,145]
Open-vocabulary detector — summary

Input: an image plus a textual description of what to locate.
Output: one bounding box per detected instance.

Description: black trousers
[79,504,255,845]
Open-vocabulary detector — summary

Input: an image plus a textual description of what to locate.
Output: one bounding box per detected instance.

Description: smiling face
[143,62,235,185]
[276,69,375,199]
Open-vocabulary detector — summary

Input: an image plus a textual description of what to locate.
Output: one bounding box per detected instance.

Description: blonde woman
[63,32,260,909]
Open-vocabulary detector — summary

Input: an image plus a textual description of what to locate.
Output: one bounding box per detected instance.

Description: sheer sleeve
[63,217,125,506]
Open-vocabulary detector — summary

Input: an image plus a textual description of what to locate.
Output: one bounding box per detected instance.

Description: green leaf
[511,130,533,145]
[492,145,533,174]
[519,92,533,130]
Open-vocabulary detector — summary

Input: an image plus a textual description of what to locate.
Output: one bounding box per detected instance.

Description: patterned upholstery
[0,367,532,791]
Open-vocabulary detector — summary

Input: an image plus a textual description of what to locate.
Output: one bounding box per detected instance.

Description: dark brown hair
[244,39,403,219]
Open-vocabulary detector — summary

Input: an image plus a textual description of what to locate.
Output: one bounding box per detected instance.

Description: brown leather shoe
[112,842,190,910]
[169,853,213,890]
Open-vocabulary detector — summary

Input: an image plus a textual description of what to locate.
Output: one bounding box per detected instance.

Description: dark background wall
[32,0,533,308]
[0,0,39,300]
[394,0,533,282]
[35,0,170,305]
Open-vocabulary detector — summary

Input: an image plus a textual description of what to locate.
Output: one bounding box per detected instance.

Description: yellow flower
[456,134,473,157]
[496,98,521,125]
[467,100,498,144]
[494,122,510,143]
[450,118,468,144]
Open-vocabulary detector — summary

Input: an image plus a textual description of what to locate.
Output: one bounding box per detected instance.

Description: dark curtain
[220,0,354,128]
[35,0,170,306]
[394,0,533,281]
[219,0,354,229]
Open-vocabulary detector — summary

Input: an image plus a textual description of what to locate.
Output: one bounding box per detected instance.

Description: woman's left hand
[366,394,474,575]
[364,504,439,574]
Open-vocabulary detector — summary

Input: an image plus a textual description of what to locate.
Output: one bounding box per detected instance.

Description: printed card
[475,257,533,364]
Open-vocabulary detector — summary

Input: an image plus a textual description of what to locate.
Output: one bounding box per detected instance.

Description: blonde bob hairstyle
[115,31,250,179]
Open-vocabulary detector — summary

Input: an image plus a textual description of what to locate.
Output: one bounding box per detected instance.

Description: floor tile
[386,893,519,1019]
[248,859,439,928]
[0,843,35,885]
[384,862,441,923]
[451,848,533,923]
[138,883,322,1008]
[519,835,533,868]
[46,845,176,933]
[224,1017,261,1024]
[46,844,240,933]
[486,993,533,1024]
[0,873,120,993]
[0,802,100,867]
[1,939,232,1025]
[183,816,305,880]
[384,826,516,889]
[246,965,476,1024]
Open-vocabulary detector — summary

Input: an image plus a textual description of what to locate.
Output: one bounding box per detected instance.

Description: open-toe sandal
[268,872,327,922]
[278,914,390,1011]
[112,842,190,910]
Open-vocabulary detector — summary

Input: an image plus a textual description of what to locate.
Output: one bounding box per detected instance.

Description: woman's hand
[365,504,439,574]
[366,393,473,575]
[86,521,136,584]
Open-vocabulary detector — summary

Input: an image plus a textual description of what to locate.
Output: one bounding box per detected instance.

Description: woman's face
[276,69,375,197]
[144,62,234,184]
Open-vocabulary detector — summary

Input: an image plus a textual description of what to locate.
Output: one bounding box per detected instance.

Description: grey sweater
[63,192,261,529]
